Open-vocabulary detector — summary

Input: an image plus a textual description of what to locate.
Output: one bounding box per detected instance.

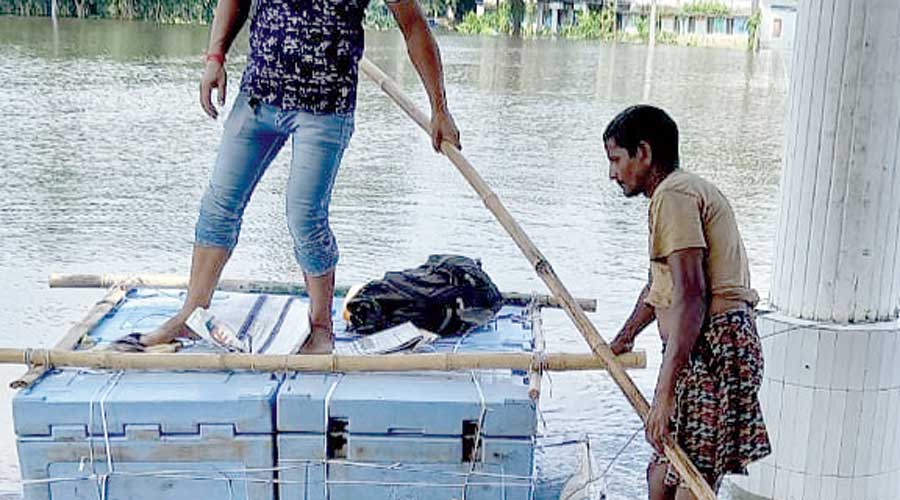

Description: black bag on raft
[344,255,503,336]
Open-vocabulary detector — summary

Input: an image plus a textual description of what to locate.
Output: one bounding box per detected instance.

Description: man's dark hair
[603,105,680,172]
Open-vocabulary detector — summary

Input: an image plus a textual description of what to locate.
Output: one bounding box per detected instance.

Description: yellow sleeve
[649,189,707,259]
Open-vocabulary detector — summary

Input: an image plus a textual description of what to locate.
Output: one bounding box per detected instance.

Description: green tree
[508,0,524,36]
[559,7,615,40]
[683,0,730,16]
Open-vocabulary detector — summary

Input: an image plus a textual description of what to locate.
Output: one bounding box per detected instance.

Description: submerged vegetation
[1,0,215,23]
[1,0,752,48]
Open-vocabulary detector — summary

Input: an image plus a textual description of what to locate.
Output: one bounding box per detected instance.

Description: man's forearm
[622,284,656,339]
[206,0,251,56]
[401,16,448,113]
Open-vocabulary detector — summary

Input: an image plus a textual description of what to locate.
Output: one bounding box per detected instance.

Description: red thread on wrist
[205,53,225,65]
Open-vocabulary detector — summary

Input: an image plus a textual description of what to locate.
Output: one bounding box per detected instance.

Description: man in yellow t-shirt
[603,105,771,499]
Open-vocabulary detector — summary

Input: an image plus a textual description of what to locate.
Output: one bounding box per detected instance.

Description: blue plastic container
[277,304,537,500]
[15,370,280,500]
[13,288,538,500]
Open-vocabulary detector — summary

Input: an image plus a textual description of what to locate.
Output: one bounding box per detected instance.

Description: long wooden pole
[50,273,349,296]
[2,349,645,372]
[358,58,717,500]
[48,273,597,312]
[10,282,132,389]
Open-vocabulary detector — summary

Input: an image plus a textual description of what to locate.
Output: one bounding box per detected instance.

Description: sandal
[107,332,148,353]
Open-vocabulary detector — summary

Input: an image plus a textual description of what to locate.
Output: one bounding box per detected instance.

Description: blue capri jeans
[195,92,354,276]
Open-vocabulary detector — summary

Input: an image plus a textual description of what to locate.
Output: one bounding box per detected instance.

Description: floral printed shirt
[240,0,385,114]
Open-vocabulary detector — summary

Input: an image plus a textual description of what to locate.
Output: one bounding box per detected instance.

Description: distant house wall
[481,0,792,49]
[760,0,797,50]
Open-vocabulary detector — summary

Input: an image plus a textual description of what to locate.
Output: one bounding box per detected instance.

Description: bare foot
[140,313,195,346]
[298,328,334,354]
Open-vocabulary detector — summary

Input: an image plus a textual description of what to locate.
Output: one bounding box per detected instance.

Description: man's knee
[647,460,675,500]
[647,461,665,481]
[288,216,338,275]
[195,186,245,248]
[288,212,331,245]
[647,461,668,491]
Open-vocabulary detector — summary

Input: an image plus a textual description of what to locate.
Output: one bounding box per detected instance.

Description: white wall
[761,2,797,50]
[733,4,900,498]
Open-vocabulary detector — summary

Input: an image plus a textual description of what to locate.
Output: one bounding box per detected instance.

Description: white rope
[529,459,536,500]
[25,458,535,485]
[85,370,123,499]
[225,473,236,500]
[543,369,554,398]
[86,377,103,473]
[471,374,487,466]
[528,293,541,500]
[99,372,123,477]
[98,473,109,500]
[21,474,532,489]
[20,465,534,489]
[461,370,488,500]
[22,348,33,370]
[309,459,532,481]
[452,330,472,353]
[597,427,642,483]
[208,464,236,500]
[323,374,343,500]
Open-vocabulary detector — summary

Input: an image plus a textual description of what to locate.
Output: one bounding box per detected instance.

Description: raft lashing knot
[530,351,549,373]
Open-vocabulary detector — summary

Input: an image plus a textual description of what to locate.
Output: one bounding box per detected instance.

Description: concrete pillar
[729,1,900,499]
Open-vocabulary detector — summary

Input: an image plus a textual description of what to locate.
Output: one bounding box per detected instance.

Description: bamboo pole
[358,58,718,500]
[50,273,343,297]
[2,349,645,373]
[48,273,597,312]
[10,282,131,389]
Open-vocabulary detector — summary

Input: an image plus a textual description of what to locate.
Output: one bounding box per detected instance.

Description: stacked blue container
[15,370,280,500]
[12,290,538,500]
[277,371,535,500]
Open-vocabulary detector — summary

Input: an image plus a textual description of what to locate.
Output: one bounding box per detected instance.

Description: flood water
[0,16,790,499]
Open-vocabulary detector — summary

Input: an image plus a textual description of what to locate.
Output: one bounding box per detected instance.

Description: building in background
[621,0,753,46]
[759,0,797,50]
[474,0,794,50]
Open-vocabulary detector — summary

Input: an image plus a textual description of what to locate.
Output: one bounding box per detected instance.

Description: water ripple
[0,17,788,500]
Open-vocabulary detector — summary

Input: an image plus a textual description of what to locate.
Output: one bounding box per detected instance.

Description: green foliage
[656,30,678,45]
[508,0,523,35]
[558,7,615,40]
[365,0,476,29]
[0,0,214,23]
[683,1,731,16]
[411,0,475,20]
[456,2,515,35]
[635,14,648,40]
[0,0,45,16]
[746,8,761,50]
[456,10,501,35]
[0,0,473,26]
[365,0,394,30]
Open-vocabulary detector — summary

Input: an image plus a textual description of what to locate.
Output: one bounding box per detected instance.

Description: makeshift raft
[11,276,644,500]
